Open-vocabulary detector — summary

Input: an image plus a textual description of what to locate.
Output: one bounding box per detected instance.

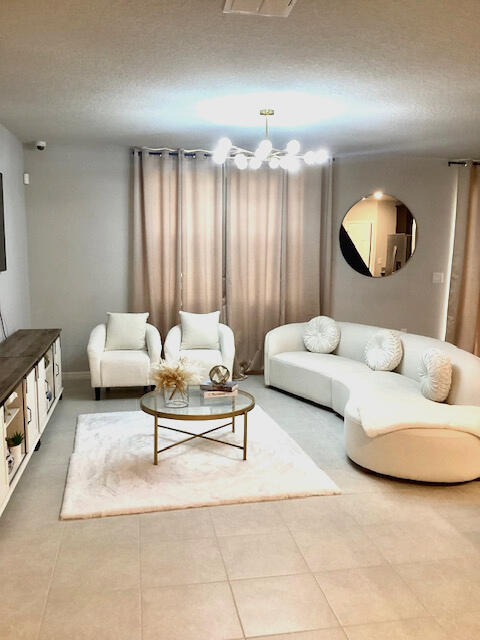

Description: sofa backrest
[334,322,381,362]
[334,321,480,406]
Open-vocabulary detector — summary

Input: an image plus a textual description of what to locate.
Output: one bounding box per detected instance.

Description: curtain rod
[448,160,480,166]
[132,147,212,157]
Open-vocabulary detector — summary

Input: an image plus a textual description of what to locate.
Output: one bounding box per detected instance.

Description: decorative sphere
[209,365,230,384]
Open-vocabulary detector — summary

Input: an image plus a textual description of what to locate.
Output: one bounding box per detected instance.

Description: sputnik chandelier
[212,109,329,171]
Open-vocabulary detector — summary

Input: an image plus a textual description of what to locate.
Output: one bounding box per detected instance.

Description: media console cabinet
[0,329,62,516]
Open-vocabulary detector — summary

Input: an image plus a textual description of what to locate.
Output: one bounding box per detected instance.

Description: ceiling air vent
[223,0,298,18]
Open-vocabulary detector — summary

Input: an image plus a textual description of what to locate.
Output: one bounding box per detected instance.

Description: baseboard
[63,371,90,380]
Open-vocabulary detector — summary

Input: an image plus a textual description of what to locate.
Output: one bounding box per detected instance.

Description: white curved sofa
[264,321,480,482]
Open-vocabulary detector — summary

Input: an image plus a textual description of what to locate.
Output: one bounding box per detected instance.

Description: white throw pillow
[180,310,220,350]
[418,348,452,402]
[365,330,403,371]
[105,312,149,351]
[303,316,340,354]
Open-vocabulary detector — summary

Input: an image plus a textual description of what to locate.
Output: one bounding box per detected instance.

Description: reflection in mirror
[340,193,417,277]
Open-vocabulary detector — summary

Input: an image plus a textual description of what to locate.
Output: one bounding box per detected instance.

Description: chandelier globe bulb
[255,138,272,160]
[269,156,280,169]
[303,150,316,165]
[314,148,329,164]
[286,139,301,155]
[234,153,248,170]
[249,156,262,170]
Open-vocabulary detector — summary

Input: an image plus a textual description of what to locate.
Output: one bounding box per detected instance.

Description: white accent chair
[164,323,235,380]
[87,323,162,400]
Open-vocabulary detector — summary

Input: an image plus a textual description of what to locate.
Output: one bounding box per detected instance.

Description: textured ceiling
[2,0,480,156]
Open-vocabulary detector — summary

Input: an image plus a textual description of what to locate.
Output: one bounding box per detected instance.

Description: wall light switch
[432,272,444,284]
[23,172,30,185]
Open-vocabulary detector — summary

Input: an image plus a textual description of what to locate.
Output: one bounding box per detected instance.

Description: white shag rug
[61,406,340,520]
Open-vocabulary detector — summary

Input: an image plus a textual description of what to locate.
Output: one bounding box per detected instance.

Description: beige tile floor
[0,375,480,639]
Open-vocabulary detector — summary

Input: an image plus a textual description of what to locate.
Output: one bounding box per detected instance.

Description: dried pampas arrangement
[151,358,201,399]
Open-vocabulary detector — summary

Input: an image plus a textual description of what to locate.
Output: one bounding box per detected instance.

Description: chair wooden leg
[95,387,101,401]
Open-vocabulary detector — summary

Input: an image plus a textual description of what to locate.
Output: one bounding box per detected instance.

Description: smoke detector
[223,0,298,18]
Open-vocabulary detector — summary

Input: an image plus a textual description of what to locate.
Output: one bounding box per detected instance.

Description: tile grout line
[341,616,448,636]
[34,409,72,640]
[17,378,480,638]
[358,517,446,620]
[138,516,144,640]
[209,508,247,640]
[35,520,66,640]
[276,503,345,633]
[287,503,432,629]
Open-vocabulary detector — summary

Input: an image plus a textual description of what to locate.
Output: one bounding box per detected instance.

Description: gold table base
[153,411,248,464]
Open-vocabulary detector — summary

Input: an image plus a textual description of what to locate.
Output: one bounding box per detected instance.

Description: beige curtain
[226,166,284,373]
[181,154,223,314]
[226,163,332,374]
[132,151,179,340]
[284,165,333,323]
[132,151,222,339]
[446,164,480,355]
[133,150,333,371]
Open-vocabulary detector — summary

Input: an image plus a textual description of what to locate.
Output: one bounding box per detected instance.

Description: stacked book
[200,380,238,398]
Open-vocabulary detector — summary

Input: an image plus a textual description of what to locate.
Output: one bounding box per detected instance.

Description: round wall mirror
[340,192,417,277]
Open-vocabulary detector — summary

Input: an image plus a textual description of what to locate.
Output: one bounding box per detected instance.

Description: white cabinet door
[0,407,8,506]
[37,359,48,433]
[53,338,63,399]
[25,370,39,452]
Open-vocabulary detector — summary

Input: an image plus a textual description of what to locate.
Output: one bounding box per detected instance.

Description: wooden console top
[0,329,61,405]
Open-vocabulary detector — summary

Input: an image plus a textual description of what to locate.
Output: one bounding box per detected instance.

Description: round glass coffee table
[140,387,255,465]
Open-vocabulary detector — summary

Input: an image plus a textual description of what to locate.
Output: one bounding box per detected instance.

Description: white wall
[0,124,31,335]
[332,155,455,338]
[25,145,129,371]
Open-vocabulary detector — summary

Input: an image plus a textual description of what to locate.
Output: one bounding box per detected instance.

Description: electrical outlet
[432,272,444,284]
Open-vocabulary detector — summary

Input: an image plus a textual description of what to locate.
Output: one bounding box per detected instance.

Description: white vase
[9,444,23,469]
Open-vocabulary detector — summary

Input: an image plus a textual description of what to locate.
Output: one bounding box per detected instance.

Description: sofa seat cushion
[344,372,420,423]
[269,352,371,408]
[101,350,151,387]
[333,369,418,416]
[179,349,223,380]
[346,371,480,439]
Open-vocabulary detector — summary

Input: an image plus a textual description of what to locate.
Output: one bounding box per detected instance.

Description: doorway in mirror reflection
[340,193,417,277]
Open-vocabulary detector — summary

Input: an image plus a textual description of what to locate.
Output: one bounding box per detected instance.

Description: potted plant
[151,358,200,407]
[6,431,24,469]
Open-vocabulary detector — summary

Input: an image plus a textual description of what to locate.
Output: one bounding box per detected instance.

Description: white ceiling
[2,0,480,156]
